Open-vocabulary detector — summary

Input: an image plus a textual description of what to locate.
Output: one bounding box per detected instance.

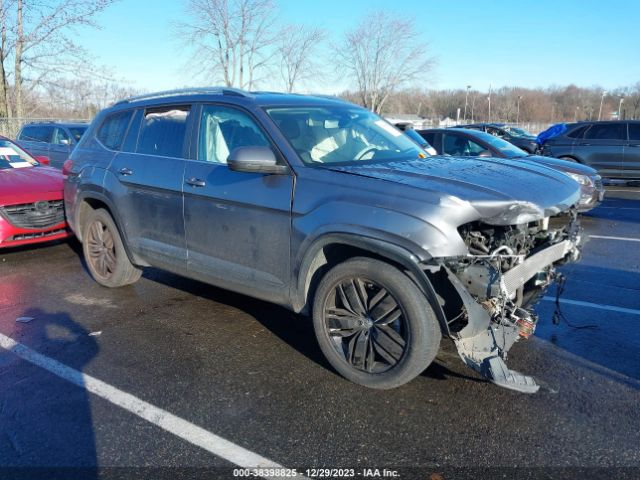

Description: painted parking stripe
[542,297,640,316]
[0,332,296,479]
[588,235,640,242]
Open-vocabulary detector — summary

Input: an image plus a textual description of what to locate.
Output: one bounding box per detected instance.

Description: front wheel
[312,257,441,389]
[82,208,141,288]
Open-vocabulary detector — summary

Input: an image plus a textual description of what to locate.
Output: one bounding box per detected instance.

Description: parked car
[539,120,640,179]
[392,121,437,155]
[16,121,89,169]
[455,122,539,153]
[65,88,585,393]
[0,136,70,248]
[419,127,604,211]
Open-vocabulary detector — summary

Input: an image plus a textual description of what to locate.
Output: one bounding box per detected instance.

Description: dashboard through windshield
[266,106,426,165]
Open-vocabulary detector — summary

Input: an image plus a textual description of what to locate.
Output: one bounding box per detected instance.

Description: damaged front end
[425,210,582,393]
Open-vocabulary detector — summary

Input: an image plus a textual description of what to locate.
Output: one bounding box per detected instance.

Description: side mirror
[477,150,492,158]
[60,139,70,146]
[34,155,50,165]
[228,146,289,175]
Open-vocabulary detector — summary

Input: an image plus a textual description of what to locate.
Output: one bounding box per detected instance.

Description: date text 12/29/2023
[233,468,401,478]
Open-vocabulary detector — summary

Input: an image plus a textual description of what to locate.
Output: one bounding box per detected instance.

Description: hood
[0,166,63,205]
[521,155,597,176]
[325,156,581,225]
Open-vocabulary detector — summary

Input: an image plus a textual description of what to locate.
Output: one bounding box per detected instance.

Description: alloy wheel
[323,277,409,373]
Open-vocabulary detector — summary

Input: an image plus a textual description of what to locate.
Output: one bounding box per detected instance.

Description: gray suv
[540,120,640,179]
[17,121,88,169]
[64,88,584,393]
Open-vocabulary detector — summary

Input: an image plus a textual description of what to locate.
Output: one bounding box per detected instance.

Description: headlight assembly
[566,172,594,187]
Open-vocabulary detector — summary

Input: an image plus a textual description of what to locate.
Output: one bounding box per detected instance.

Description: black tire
[312,257,441,389]
[82,208,141,287]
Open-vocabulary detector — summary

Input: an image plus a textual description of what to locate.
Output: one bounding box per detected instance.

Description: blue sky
[78,0,640,92]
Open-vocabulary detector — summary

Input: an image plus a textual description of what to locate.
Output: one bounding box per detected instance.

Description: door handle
[118,167,133,176]
[185,177,206,187]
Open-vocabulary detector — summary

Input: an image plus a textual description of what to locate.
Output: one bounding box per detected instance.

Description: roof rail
[113,87,251,106]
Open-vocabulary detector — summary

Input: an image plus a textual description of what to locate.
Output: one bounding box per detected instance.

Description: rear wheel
[312,257,441,389]
[82,208,141,287]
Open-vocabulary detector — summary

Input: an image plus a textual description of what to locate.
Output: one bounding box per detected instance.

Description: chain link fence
[0,117,91,139]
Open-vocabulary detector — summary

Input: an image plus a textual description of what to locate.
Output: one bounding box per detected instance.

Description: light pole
[471,93,477,123]
[487,84,492,123]
[463,85,471,122]
[516,95,523,123]
[618,96,624,120]
[574,106,580,122]
[598,91,607,121]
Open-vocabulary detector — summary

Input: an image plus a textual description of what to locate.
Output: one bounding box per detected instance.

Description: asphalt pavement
[0,187,639,480]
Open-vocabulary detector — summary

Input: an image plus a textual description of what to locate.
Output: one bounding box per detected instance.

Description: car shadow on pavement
[0,307,99,479]
[143,268,486,385]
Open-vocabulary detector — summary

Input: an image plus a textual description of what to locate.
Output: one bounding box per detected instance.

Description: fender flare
[294,233,450,336]
[74,190,143,266]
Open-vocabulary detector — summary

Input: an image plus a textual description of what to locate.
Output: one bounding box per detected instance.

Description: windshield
[403,128,432,154]
[503,126,532,138]
[266,106,426,165]
[69,127,87,142]
[0,140,38,170]
[471,130,528,158]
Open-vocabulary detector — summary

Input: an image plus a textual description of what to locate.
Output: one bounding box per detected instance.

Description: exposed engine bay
[425,210,582,393]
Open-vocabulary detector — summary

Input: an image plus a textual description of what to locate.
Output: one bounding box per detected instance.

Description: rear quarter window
[97,111,134,150]
[19,125,52,142]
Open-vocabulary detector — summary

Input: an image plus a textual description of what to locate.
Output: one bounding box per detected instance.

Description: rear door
[183,103,293,304]
[48,127,73,168]
[624,123,640,178]
[575,122,625,177]
[108,105,193,273]
[17,125,52,160]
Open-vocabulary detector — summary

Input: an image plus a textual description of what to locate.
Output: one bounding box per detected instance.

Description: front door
[108,105,193,273]
[49,127,73,169]
[183,104,293,304]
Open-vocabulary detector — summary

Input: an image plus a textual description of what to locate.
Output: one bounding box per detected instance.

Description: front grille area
[0,200,65,229]
[9,228,68,241]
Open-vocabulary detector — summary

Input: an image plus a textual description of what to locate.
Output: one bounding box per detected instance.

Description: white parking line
[542,297,640,316]
[0,332,292,479]
[589,235,640,242]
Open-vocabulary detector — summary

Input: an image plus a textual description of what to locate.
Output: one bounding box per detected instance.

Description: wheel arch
[75,192,144,267]
[293,233,449,336]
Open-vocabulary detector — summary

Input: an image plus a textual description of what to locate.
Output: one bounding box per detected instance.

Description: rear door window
[583,123,626,140]
[97,111,134,150]
[137,105,191,158]
[628,123,640,141]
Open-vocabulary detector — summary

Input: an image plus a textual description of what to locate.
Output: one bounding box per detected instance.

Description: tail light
[62,159,73,176]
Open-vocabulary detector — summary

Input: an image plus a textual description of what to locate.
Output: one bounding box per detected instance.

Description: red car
[0,136,71,248]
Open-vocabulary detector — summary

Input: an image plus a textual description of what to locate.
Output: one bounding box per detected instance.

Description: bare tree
[0,0,115,120]
[179,0,278,90]
[277,24,324,92]
[336,11,434,114]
